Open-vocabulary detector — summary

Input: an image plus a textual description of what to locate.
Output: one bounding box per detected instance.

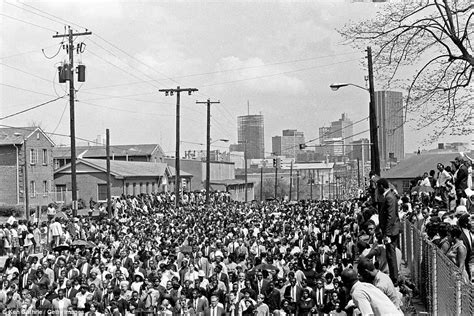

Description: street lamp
[329,81,381,175]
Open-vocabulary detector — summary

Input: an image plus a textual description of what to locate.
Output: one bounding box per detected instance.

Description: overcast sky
[1,0,469,156]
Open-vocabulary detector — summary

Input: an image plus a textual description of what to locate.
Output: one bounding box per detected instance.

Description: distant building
[322,138,344,157]
[349,138,371,161]
[164,158,235,191]
[53,144,165,169]
[234,114,265,159]
[272,129,305,158]
[375,91,405,167]
[0,127,54,206]
[54,159,180,202]
[319,113,353,156]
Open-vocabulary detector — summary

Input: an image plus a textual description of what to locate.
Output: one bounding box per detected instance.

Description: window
[42,149,48,165]
[43,180,48,195]
[97,184,108,201]
[36,132,40,140]
[30,149,38,165]
[133,183,137,196]
[30,181,36,198]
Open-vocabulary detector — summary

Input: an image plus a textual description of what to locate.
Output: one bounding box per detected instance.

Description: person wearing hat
[341,268,402,316]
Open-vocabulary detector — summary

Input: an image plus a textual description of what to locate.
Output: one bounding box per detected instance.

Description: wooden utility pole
[296,170,300,201]
[196,99,220,205]
[357,157,361,187]
[367,46,381,175]
[106,129,111,218]
[260,167,263,201]
[159,87,198,209]
[274,162,278,200]
[244,141,248,203]
[53,26,92,216]
[23,138,29,221]
[310,170,313,200]
[289,161,293,200]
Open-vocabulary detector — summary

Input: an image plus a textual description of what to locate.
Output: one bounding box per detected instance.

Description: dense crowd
[0,179,412,316]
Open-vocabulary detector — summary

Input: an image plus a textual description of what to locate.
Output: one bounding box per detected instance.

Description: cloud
[210,56,306,95]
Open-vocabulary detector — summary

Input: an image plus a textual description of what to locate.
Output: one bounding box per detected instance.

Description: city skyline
[1,0,470,159]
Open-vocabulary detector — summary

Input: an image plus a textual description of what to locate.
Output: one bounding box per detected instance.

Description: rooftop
[53,144,164,159]
[382,151,473,179]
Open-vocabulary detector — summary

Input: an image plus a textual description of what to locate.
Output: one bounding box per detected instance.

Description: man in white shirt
[341,269,402,316]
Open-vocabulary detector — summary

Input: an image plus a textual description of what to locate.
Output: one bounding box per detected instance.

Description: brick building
[54,158,186,202]
[0,127,55,206]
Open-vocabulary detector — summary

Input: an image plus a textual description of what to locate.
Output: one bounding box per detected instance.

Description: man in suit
[52,288,71,315]
[64,280,79,301]
[284,277,302,310]
[458,214,473,281]
[452,156,469,205]
[204,295,225,316]
[313,278,326,315]
[190,288,209,315]
[194,251,211,278]
[35,292,53,315]
[377,178,401,283]
[264,281,281,313]
[19,261,36,291]
[252,270,270,295]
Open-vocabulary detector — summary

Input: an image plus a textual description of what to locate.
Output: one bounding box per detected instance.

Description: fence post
[431,246,437,316]
[456,272,462,316]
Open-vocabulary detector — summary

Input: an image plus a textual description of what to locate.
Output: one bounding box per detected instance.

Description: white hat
[198,270,205,277]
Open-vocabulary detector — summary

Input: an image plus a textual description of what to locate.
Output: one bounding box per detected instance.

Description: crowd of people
[0,180,412,316]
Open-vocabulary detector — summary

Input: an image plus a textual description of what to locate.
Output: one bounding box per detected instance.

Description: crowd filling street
[0,154,472,316]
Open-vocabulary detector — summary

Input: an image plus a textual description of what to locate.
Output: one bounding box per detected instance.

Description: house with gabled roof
[52,144,165,170]
[0,126,55,206]
[53,158,192,203]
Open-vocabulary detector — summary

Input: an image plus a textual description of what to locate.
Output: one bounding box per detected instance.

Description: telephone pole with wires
[53,26,91,217]
[159,87,198,210]
[196,99,220,205]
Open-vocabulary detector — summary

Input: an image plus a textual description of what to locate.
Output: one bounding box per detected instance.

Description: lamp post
[329,81,381,175]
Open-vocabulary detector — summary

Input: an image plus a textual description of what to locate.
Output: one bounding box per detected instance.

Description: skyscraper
[237,114,265,159]
[374,91,405,166]
[319,113,353,156]
[272,129,305,158]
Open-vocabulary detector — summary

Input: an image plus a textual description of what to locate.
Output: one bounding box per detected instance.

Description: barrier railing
[401,220,474,316]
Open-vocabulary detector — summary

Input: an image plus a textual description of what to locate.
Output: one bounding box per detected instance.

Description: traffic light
[276,158,281,169]
[299,144,306,150]
[273,158,277,168]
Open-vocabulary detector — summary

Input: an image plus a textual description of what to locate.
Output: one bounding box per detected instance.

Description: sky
[0,0,470,157]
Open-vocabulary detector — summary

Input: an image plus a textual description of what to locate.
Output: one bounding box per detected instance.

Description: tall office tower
[374,91,405,166]
[272,129,305,159]
[237,114,265,159]
[319,126,331,144]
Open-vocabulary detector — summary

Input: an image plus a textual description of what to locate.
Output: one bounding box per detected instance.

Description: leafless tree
[340,0,473,141]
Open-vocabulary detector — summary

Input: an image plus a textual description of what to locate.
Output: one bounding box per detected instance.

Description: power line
[0,82,57,97]
[0,44,58,60]
[4,2,64,27]
[0,96,65,121]
[0,62,53,83]
[0,12,57,32]
[52,99,69,133]
[200,58,360,87]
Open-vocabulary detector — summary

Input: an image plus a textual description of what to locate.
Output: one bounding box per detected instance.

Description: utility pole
[289,160,293,201]
[357,158,361,187]
[23,138,29,221]
[367,46,381,175]
[260,167,263,201]
[309,170,313,201]
[53,26,92,217]
[159,87,198,209]
[196,99,220,205]
[274,160,278,200]
[244,141,248,203]
[106,129,111,218]
[296,170,300,201]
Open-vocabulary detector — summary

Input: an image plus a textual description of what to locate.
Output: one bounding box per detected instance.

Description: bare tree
[340,0,473,141]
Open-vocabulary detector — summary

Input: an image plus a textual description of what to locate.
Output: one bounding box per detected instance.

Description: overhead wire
[0,45,58,60]
[52,99,69,133]
[0,12,57,32]
[0,96,66,121]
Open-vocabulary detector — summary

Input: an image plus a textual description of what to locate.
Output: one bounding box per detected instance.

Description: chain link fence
[402,220,474,316]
